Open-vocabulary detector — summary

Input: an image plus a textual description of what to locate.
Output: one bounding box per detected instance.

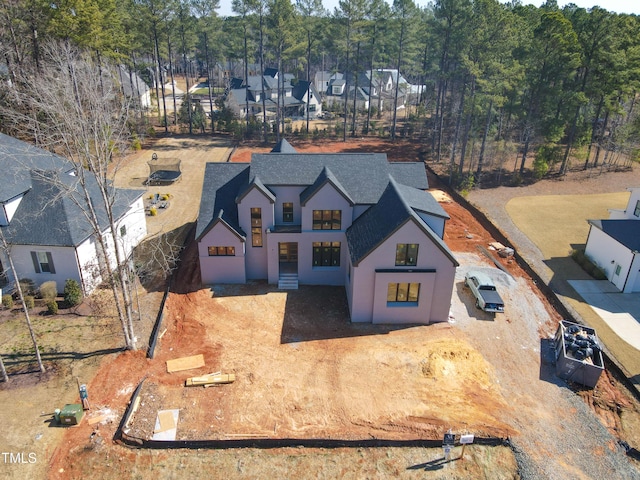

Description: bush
[63,279,83,307]
[24,295,35,310]
[19,278,36,296]
[40,281,58,301]
[2,294,13,309]
[47,300,59,315]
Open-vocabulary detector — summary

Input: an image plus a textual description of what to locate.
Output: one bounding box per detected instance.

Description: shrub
[63,279,83,307]
[19,278,36,296]
[149,206,157,216]
[47,300,59,315]
[2,294,13,309]
[24,295,35,310]
[40,281,58,301]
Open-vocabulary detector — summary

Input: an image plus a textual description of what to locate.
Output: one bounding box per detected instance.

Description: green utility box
[59,404,84,426]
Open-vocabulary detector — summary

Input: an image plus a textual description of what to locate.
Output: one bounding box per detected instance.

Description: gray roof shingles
[0,133,73,202]
[3,170,143,247]
[345,177,457,266]
[196,162,250,240]
[589,219,640,252]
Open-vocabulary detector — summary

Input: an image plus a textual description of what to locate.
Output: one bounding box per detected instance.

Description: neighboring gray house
[196,139,458,324]
[585,187,640,293]
[228,71,323,120]
[0,133,147,295]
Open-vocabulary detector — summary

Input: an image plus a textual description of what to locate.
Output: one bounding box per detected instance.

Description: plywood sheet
[166,354,205,373]
[151,409,180,441]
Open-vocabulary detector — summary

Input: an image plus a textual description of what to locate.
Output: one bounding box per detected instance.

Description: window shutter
[46,252,56,274]
[31,252,41,273]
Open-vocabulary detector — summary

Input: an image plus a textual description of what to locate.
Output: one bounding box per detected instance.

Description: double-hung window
[31,251,56,274]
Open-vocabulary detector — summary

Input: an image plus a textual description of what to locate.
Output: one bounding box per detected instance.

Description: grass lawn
[505,192,629,259]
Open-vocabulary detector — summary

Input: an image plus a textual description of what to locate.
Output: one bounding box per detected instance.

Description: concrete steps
[278,273,299,290]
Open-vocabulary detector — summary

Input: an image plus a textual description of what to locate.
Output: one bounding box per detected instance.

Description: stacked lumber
[185,372,236,387]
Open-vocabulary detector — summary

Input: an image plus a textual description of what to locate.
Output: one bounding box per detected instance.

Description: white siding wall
[349,219,456,324]
[8,244,82,294]
[585,226,633,291]
[77,236,103,293]
[610,188,640,220]
[115,197,147,261]
[198,222,246,284]
[238,189,274,279]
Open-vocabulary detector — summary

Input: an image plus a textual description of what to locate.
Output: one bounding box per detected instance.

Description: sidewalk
[568,280,640,351]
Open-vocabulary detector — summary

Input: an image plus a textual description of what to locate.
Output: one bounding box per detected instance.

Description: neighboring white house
[195,139,458,324]
[585,187,640,293]
[117,65,151,109]
[0,133,147,295]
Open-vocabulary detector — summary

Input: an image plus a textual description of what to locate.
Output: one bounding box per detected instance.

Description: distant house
[195,139,458,324]
[117,65,151,109]
[0,134,147,295]
[585,187,640,293]
[227,70,322,120]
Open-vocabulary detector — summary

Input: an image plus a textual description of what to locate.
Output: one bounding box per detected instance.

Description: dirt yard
[2,136,639,479]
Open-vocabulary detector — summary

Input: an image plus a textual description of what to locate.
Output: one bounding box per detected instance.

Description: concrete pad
[569,280,640,351]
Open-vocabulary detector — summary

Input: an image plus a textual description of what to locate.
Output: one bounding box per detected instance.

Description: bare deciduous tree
[1,42,141,349]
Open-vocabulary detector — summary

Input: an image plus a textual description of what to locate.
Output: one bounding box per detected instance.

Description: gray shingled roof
[589,219,640,252]
[250,153,393,205]
[195,163,250,240]
[271,138,298,153]
[235,175,276,204]
[2,170,144,247]
[395,182,449,220]
[300,166,354,206]
[388,162,429,190]
[0,133,72,202]
[346,177,458,267]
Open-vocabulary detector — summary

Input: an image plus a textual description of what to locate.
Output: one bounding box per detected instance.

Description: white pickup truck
[464,270,505,313]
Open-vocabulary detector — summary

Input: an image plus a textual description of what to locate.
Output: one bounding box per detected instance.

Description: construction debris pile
[554,320,604,388]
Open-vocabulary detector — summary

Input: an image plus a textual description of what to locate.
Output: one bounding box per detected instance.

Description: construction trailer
[554,320,604,388]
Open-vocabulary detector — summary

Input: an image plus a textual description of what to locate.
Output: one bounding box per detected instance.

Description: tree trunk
[475,99,493,184]
[584,96,604,169]
[0,231,45,373]
[166,37,177,127]
[449,76,467,184]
